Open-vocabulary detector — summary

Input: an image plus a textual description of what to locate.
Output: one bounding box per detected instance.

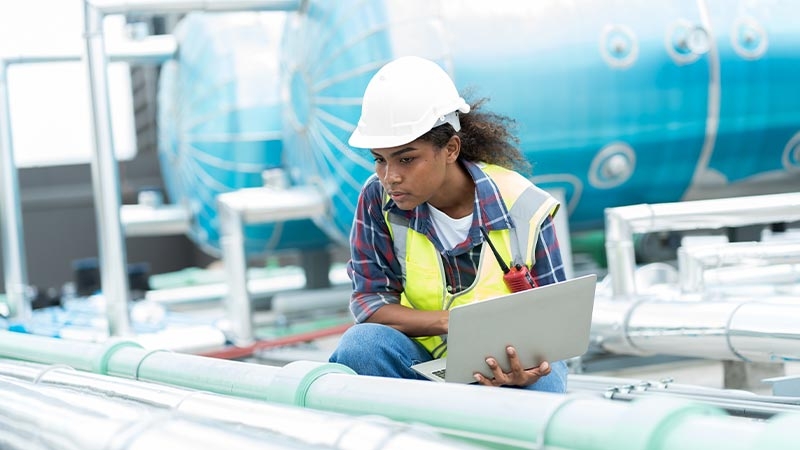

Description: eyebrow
[371,147,417,158]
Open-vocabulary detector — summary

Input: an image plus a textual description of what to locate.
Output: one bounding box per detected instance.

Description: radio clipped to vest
[479,226,537,292]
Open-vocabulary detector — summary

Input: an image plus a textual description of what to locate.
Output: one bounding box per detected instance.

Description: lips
[389,192,408,201]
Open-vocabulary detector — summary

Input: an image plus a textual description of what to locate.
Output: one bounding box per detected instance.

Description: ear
[445,135,461,163]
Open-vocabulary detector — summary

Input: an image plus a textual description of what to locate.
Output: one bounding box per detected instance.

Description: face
[371,137,459,210]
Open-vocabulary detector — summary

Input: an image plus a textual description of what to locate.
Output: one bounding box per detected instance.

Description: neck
[429,162,475,218]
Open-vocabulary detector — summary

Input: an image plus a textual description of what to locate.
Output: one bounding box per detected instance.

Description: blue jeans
[329,323,568,393]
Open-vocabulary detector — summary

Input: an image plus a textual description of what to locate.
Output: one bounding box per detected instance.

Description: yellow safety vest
[384,163,559,357]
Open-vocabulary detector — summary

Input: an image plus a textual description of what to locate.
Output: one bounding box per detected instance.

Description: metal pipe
[271,286,350,315]
[0,374,334,450]
[603,389,800,420]
[702,264,800,293]
[144,265,350,308]
[120,204,190,237]
[0,33,175,323]
[217,185,327,345]
[83,0,131,336]
[605,192,800,297]
[590,282,800,362]
[80,0,298,339]
[103,34,177,64]
[679,241,800,292]
[306,373,797,450]
[89,0,301,14]
[0,360,480,450]
[218,204,251,346]
[0,61,30,322]
[568,374,800,417]
[0,35,177,65]
[1,330,800,449]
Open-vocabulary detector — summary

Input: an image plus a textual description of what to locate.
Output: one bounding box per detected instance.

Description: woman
[329,56,568,391]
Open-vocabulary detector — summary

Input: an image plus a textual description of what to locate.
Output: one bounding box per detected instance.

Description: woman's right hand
[473,346,551,387]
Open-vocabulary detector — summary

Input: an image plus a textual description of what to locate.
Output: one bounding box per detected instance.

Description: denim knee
[526,359,568,393]
[329,323,431,379]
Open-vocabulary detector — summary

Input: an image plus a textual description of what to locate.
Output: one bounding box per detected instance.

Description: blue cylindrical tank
[278,0,800,240]
[701,1,800,187]
[158,12,330,257]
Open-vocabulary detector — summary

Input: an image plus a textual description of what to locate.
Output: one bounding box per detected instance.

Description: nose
[380,162,401,186]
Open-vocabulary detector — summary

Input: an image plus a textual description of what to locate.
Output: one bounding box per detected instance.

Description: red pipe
[198,322,352,360]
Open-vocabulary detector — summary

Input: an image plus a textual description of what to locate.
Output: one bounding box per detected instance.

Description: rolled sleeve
[347,177,404,322]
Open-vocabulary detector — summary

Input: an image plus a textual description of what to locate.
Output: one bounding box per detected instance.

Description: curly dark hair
[416,97,531,175]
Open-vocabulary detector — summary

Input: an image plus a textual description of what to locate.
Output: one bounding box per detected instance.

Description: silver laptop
[410,274,597,383]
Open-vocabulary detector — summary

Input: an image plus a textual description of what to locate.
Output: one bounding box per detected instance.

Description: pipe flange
[32,363,76,384]
[93,339,143,375]
[134,348,173,380]
[665,19,709,65]
[589,142,635,189]
[600,24,638,69]
[532,395,588,450]
[605,397,725,450]
[731,16,767,60]
[267,360,355,407]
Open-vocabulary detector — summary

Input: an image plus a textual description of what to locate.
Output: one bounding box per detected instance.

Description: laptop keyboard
[432,368,446,379]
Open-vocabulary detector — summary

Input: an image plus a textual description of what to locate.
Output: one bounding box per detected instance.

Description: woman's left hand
[473,346,551,387]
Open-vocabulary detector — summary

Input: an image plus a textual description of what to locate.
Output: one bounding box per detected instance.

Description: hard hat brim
[348,129,426,149]
[348,103,470,149]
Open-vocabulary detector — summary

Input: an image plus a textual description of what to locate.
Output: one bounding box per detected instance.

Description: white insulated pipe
[605,192,800,297]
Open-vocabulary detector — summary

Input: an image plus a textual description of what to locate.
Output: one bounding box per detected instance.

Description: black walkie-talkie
[480,226,537,292]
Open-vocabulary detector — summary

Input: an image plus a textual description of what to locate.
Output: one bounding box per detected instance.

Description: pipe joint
[94,339,143,375]
[533,395,587,450]
[267,360,355,407]
[32,364,76,384]
[606,397,725,450]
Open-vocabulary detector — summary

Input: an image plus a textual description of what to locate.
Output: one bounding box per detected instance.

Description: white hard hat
[348,56,470,149]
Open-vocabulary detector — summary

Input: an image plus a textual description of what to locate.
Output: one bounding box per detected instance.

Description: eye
[372,156,386,164]
[399,157,414,164]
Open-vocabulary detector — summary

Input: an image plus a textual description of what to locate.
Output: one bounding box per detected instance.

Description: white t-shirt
[428,204,472,250]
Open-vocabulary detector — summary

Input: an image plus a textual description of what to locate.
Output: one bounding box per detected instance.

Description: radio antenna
[479,226,510,274]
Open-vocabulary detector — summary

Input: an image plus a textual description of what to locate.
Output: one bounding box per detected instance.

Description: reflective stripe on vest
[384,163,559,356]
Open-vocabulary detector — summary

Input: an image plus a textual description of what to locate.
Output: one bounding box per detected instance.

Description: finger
[520,361,552,385]
[506,346,525,374]
[473,373,492,386]
[485,358,508,385]
[538,361,551,376]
